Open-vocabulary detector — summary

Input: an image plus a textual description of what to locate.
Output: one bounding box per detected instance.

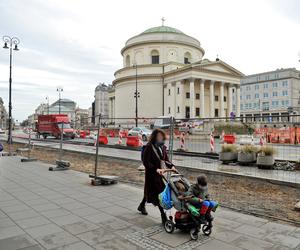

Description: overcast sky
[0,0,299,121]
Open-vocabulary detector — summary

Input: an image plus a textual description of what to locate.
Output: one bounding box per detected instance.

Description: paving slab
[0,156,299,250]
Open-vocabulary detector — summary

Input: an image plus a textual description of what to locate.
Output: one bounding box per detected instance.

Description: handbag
[159,183,173,209]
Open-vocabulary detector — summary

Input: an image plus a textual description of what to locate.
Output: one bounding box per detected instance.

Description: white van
[153,116,172,129]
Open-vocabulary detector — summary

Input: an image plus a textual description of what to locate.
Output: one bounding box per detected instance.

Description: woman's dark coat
[142,143,173,205]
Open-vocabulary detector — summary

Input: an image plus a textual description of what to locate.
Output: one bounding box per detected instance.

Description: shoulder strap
[151,144,161,161]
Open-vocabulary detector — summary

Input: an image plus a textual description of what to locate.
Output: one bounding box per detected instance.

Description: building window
[151,50,159,64]
[184,52,191,64]
[196,107,200,117]
[177,106,180,113]
[263,83,268,89]
[282,90,288,96]
[125,55,130,67]
[186,92,190,99]
[214,109,219,117]
[196,93,200,99]
[273,82,278,88]
[255,85,259,90]
[177,87,180,94]
[246,95,251,100]
[168,89,170,96]
[282,80,288,87]
[263,93,268,98]
[215,95,219,101]
[255,93,259,99]
[273,92,278,97]
[168,107,170,114]
[224,96,227,102]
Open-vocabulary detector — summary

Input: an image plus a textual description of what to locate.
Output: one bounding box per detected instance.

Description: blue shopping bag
[159,184,172,210]
[0,143,3,152]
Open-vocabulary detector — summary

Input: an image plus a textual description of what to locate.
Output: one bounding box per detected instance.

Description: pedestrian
[137,128,176,224]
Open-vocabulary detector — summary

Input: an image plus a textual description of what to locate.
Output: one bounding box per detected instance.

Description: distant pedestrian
[138,129,176,224]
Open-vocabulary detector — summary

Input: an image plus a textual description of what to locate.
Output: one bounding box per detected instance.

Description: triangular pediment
[193,60,244,77]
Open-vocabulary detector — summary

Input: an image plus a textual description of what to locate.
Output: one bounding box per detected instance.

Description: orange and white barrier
[180,132,186,150]
[210,132,215,152]
[117,131,123,145]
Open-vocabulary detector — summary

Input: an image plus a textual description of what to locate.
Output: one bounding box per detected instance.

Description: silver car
[128,127,152,141]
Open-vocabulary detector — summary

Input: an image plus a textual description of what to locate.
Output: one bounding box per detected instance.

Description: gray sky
[0,0,299,121]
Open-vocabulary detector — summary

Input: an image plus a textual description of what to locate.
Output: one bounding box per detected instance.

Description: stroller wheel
[202,224,212,236]
[164,220,175,233]
[190,228,199,240]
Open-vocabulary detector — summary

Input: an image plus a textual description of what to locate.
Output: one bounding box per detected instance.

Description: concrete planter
[238,152,256,165]
[257,154,274,169]
[219,152,238,163]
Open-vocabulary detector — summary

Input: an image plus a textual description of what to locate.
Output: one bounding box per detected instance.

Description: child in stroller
[162,173,218,240]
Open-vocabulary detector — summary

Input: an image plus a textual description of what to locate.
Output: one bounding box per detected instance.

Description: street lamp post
[2,36,20,154]
[56,87,63,114]
[45,96,49,115]
[133,63,140,127]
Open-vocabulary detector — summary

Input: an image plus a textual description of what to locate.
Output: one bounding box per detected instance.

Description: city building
[35,103,49,115]
[94,83,109,123]
[0,97,8,129]
[109,24,244,120]
[49,98,77,125]
[75,108,89,129]
[240,68,300,122]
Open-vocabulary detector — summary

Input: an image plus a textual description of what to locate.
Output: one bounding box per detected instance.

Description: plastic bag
[0,143,3,152]
[159,184,172,210]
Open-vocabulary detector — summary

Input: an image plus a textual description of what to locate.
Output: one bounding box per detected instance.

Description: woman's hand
[171,166,178,173]
[156,169,164,175]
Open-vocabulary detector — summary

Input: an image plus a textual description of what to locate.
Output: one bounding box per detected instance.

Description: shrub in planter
[238,145,258,165]
[219,144,238,163]
[257,146,275,169]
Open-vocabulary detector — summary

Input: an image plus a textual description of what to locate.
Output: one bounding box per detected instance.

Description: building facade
[110,25,243,120]
[240,68,300,122]
[94,83,109,123]
[0,97,8,129]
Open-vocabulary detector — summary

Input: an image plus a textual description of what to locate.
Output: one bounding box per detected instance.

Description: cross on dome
[161,17,165,26]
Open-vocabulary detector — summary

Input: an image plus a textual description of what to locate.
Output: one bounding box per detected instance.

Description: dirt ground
[3,142,300,224]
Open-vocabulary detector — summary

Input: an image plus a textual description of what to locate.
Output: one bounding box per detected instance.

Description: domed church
[109,23,244,120]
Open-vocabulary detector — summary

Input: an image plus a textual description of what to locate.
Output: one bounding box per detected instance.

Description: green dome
[142,26,184,35]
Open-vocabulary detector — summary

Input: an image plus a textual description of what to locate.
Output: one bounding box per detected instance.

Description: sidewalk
[0,157,299,250]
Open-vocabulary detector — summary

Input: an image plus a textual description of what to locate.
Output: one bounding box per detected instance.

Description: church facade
[109,25,244,120]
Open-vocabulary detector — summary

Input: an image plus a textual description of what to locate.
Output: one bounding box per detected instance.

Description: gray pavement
[0,156,299,249]
[3,135,300,184]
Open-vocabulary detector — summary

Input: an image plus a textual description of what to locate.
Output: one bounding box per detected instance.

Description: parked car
[128,127,152,141]
[0,128,5,134]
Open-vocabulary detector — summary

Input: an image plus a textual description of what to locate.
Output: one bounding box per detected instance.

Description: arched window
[184,52,192,64]
[151,50,159,64]
[125,55,130,67]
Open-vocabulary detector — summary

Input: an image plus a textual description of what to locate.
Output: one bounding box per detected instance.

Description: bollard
[49,122,70,171]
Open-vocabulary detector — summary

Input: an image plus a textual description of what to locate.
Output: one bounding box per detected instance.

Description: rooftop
[141,25,184,35]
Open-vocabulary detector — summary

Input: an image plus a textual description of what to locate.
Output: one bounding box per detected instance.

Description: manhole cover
[125,225,211,250]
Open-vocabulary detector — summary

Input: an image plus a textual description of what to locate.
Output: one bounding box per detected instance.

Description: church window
[177,87,180,94]
[186,92,190,99]
[184,52,191,64]
[125,55,130,67]
[196,93,200,99]
[168,107,171,114]
[177,106,180,113]
[196,108,200,116]
[151,50,159,64]
[168,89,170,96]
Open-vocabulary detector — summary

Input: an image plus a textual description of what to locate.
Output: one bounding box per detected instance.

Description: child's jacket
[186,184,210,200]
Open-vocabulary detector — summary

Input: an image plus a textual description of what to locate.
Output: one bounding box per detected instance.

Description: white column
[189,79,195,118]
[167,82,172,115]
[236,85,241,118]
[209,81,215,118]
[228,84,233,116]
[175,81,182,118]
[200,79,205,118]
[220,82,225,117]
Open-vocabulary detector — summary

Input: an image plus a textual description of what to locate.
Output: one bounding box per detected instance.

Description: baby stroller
[160,172,213,240]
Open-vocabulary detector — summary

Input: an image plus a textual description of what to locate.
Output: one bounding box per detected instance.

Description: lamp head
[3,42,8,49]
[13,44,19,51]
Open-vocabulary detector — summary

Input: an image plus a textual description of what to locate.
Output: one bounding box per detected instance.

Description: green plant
[259,146,276,156]
[240,144,258,154]
[221,144,238,153]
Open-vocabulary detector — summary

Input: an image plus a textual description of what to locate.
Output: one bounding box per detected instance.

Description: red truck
[36,114,75,139]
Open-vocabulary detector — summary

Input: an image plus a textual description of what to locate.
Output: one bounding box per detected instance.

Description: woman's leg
[137,196,148,215]
[158,204,167,224]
